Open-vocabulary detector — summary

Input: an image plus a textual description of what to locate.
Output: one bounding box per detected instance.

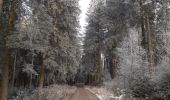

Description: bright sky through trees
[79,0,91,35]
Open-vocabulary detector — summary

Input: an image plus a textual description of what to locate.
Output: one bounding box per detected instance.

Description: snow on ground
[85,86,126,100]
[12,85,127,100]
[12,85,77,100]
[85,86,115,99]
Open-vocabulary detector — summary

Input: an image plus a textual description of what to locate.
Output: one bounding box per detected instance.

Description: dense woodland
[0,0,170,100]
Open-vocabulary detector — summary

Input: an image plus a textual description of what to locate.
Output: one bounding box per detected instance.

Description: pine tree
[83,1,105,84]
[5,0,54,88]
[43,0,81,83]
[0,0,15,99]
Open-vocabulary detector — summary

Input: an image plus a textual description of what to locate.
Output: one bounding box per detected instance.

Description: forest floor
[13,85,121,100]
[69,87,99,100]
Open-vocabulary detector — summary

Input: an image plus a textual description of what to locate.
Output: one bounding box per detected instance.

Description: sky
[79,0,91,35]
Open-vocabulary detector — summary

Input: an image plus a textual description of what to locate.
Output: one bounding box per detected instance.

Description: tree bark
[29,52,34,88]
[0,0,3,14]
[0,47,9,100]
[145,14,154,68]
[111,51,117,79]
[139,0,154,75]
[37,62,45,88]
[11,50,17,89]
[29,74,32,88]
[139,0,146,48]
[95,42,102,83]
[93,7,104,84]
[0,0,2,33]
[0,0,14,99]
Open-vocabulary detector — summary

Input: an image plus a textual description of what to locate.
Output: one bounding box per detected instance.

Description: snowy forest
[0,0,170,100]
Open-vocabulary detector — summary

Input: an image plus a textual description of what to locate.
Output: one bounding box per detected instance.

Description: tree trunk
[0,47,9,100]
[130,34,134,78]
[0,0,14,99]
[29,74,32,88]
[95,43,102,83]
[11,50,17,89]
[139,0,154,75]
[0,0,3,14]
[37,62,45,88]
[145,14,154,69]
[111,51,117,79]
[139,0,146,48]
[29,52,34,88]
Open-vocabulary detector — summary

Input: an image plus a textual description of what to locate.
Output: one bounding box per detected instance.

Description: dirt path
[69,87,99,100]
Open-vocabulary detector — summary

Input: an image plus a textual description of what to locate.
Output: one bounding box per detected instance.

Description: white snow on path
[85,86,125,100]
[12,85,127,100]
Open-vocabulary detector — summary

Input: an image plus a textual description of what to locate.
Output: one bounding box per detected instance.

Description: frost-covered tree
[82,1,106,84]
[117,28,149,83]
[116,28,152,98]
[152,1,170,98]
[43,0,81,84]
[7,0,53,51]
[83,0,139,83]
[154,0,170,64]
[103,0,138,79]
[5,0,54,88]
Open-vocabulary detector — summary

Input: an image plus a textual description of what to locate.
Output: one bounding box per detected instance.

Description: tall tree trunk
[29,52,34,88]
[0,47,9,100]
[95,42,102,83]
[0,0,3,14]
[29,74,32,88]
[37,62,45,88]
[130,34,134,78]
[139,0,146,48]
[0,0,2,33]
[111,51,117,79]
[0,0,14,99]
[139,0,154,75]
[145,14,154,69]
[95,15,104,83]
[11,50,17,89]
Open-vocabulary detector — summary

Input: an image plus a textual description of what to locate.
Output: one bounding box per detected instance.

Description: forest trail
[69,87,99,100]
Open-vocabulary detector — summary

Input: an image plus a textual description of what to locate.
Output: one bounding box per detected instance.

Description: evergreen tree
[82,1,105,84]
[43,0,81,84]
